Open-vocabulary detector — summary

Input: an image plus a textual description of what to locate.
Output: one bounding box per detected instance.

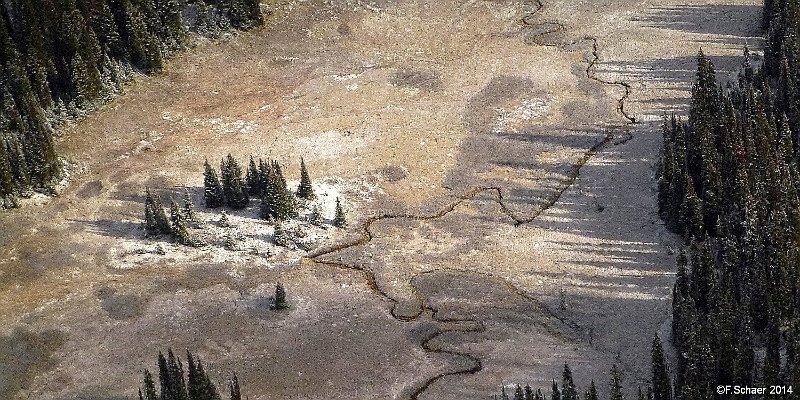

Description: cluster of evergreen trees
[203,154,347,227]
[138,349,243,400]
[655,0,800,397]
[0,0,262,206]
[144,189,202,246]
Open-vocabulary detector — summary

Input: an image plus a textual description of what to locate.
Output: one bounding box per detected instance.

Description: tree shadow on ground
[632,4,762,39]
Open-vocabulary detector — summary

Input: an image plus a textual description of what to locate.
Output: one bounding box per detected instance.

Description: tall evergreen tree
[296,157,314,199]
[562,363,578,400]
[220,154,249,209]
[650,336,671,400]
[203,159,225,208]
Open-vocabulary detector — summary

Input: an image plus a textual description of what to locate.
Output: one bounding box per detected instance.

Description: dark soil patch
[0,328,66,399]
[389,68,442,91]
[96,287,147,320]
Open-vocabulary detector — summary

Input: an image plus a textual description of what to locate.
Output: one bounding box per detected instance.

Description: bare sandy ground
[0,0,761,398]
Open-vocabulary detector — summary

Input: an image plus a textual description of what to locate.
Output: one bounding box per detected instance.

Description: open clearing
[0,0,761,398]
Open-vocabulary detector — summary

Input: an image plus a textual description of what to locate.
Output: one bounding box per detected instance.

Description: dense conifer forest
[657,0,800,396]
[497,0,800,398]
[0,0,262,207]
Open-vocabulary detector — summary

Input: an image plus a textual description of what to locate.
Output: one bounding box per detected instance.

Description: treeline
[0,0,263,206]
[655,0,800,398]
[495,349,672,400]
[139,349,243,400]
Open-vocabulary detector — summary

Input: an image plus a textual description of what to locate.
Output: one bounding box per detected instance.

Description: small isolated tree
[333,197,346,228]
[203,159,224,208]
[274,282,288,310]
[296,157,314,199]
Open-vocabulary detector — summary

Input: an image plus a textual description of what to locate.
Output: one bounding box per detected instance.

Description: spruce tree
[296,157,314,199]
[182,192,198,225]
[203,159,225,208]
[274,281,288,310]
[145,189,159,236]
[562,363,578,400]
[221,154,249,209]
[610,364,623,400]
[524,385,535,400]
[246,156,260,196]
[551,380,560,400]
[166,349,188,400]
[170,199,191,245]
[650,336,671,400]
[333,197,346,228]
[141,369,158,400]
[514,384,525,400]
[151,191,172,235]
[585,380,599,400]
[309,204,324,226]
[229,373,242,400]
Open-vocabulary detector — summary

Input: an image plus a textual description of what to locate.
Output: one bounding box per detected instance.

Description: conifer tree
[166,349,188,400]
[221,154,249,209]
[246,156,260,196]
[170,199,191,245]
[334,197,346,228]
[551,380,560,400]
[650,336,671,400]
[145,189,159,236]
[203,159,225,208]
[150,191,172,235]
[585,380,599,400]
[524,385,535,400]
[562,363,578,400]
[514,384,525,400]
[274,281,288,310]
[309,204,324,226]
[182,192,198,225]
[229,373,242,400]
[296,157,314,199]
[141,369,158,400]
[610,365,624,400]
